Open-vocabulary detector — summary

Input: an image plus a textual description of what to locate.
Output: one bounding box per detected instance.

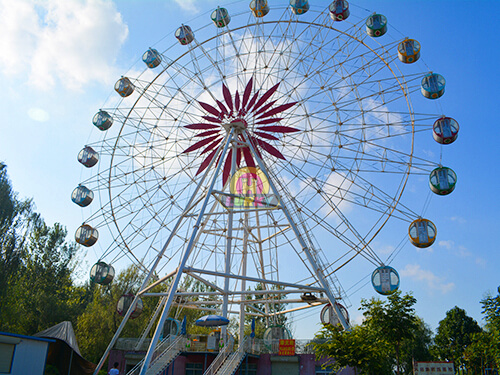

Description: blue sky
[0,0,498,339]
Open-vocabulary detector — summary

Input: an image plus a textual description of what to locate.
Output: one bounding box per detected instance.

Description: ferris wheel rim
[101,15,418,268]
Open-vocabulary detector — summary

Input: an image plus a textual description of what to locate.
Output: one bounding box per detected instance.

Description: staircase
[126,335,188,375]
[145,335,188,375]
[203,336,234,375]
[213,337,249,375]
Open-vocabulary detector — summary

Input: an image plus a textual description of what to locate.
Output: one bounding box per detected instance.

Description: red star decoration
[183,77,299,185]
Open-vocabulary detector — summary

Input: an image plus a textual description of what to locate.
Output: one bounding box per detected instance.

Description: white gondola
[116,294,143,319]
[320,303,350,325]
[77,146,99,168]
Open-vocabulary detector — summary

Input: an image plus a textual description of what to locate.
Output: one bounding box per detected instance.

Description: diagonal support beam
[244,131,350,330]
[139,129,235,375]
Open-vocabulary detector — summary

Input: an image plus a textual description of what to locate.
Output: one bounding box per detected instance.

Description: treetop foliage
[0,163,89,335]
[312,291,424,375]
[432,306,482,367]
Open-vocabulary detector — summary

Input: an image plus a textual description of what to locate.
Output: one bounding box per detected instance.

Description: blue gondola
[71,185,94,207]
[290,0,309,15]
[77,146,99,168]
[163,317,181,337]
[421,73,445,99]
[372,266,400,295]
[142,48,162,68]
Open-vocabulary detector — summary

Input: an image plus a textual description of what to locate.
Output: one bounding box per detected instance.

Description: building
[109,335,355,375]
[0,331,54,375]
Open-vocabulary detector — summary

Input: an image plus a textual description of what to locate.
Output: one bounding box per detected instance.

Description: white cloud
[438,240,454,250]
[456,245,471,257]
[400,264,455,294]
[421,149,435,158]
[416,246,433,254]
[28,107,50,122]
[371,242,395,255]
[476,257,487,267]
[438,240,471,257]
[0,0,128,90]
[450,216,466,224]
[174,0,200,13]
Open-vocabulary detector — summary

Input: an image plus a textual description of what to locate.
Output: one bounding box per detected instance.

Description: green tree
[361,291,419,375]
[312,291,420,375]
[0,163,32,328]
[464,330,497,375]
[3,214,89,335]
[312,323,392,375]
[432,306,482,374]
[17,215,85,332]
[399,317,433,375]
[0,163,87,335]
[76,265,154,363]
[76,270,212,363]
[479,287,500,371]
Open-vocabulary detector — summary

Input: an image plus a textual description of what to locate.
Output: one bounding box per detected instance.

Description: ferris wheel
[73,1,458,374]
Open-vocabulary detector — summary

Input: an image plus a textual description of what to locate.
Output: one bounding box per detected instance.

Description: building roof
[0,331,55,343]
[34,321,81,355]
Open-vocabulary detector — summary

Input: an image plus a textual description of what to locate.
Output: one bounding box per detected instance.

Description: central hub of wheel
[184,78,299,184]
[224,118,248,133]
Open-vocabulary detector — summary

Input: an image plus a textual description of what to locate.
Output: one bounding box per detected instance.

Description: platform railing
[245,338,322,355]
